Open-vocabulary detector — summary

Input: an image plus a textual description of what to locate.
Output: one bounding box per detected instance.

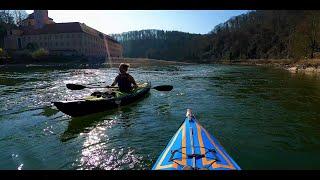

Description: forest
[112,10,320,62]
[111,30,210,62]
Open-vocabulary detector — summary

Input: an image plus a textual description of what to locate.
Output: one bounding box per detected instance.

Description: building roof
[21,22,120,43]
[25,13,34,20]
[24,13,53,21]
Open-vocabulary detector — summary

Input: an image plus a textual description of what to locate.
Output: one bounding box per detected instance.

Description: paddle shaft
[84,86,170,90]
[66,83,173,91]
[81,86,117,89]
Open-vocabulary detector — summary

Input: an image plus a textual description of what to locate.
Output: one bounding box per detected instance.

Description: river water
[0,63,320,170]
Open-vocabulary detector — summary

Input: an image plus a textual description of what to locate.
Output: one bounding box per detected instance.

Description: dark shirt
[112,73,137,93]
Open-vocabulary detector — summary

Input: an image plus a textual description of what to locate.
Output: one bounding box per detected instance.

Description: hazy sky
[26,10,248,35]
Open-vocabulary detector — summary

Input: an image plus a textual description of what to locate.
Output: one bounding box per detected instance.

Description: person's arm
[129,75,138,88]
[110,76,118,87]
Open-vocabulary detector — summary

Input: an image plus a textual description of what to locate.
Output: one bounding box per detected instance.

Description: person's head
[119,63,130,73]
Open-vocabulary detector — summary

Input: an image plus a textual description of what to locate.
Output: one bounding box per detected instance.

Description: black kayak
[53,82,151,117]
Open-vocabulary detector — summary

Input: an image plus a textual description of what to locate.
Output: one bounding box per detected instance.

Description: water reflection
[40,106,60,117]
[60,102,143,142]
[60,110,117,142]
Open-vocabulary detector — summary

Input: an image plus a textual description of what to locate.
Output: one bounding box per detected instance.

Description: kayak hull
[152,113,241,170]
[53,83,151,117]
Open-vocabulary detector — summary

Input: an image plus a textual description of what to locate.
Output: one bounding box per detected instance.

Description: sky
[26,10,248,35]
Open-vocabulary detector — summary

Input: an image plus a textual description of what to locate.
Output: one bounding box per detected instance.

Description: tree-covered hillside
[112,10,320,62]
[111,29,210,62]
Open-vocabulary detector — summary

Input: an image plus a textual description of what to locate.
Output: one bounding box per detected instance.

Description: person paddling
[109,63,138,93]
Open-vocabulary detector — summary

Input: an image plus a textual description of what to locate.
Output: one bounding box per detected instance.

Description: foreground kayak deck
[152,109,241,170]
[53,82,151,117]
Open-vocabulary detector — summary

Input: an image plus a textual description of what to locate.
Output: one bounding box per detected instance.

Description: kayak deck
[152,110,241,170]
[53,82,151,117]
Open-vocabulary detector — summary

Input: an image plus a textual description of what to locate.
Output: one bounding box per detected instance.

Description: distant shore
[0,57,193,68]
[6,56,320,75]
[105,57,193,67]
[218,59,320,74]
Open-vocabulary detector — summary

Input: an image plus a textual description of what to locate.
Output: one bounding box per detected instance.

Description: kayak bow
[152,109,241,170]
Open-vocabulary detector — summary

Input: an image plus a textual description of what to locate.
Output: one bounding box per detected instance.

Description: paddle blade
[66,84,86,90]
[152,85,173,91]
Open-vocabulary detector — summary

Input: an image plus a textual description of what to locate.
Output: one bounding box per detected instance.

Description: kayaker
[109,63,138,93]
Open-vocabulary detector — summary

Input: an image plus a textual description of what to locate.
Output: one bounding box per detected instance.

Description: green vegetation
[31,48,49,59]
[26,42,39,52]
[0,48,5,56]
[112,11,320,62]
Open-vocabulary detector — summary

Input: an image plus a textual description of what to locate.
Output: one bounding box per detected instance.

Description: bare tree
[11,10,28,25]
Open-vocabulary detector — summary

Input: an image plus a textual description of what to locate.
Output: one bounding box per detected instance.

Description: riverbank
[0,57,193,69]
[105,57,193,68]
[218,59,320,74]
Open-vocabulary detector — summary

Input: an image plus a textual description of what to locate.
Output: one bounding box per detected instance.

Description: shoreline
[0,57,194,68]
[4,56,319,75]
[218,59,320,74]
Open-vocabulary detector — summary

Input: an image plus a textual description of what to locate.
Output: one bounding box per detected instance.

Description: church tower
[34,10,49,29]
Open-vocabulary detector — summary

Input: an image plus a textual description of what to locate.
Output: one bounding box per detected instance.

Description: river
[1,63,320,170]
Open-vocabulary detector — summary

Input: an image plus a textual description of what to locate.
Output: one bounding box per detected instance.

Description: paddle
[66,84,118,90]
[152,85,173,91]
[66,83,173,91]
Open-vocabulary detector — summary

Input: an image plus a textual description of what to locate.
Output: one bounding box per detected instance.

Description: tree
[0,10,28,26]
[12,10,28,25]
[305,11,320,58]
[0,24,7,48]
[26,42,39,52]
[0,10,14,25]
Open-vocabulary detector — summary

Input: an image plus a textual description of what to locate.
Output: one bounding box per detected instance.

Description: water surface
[1,64,320,170]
